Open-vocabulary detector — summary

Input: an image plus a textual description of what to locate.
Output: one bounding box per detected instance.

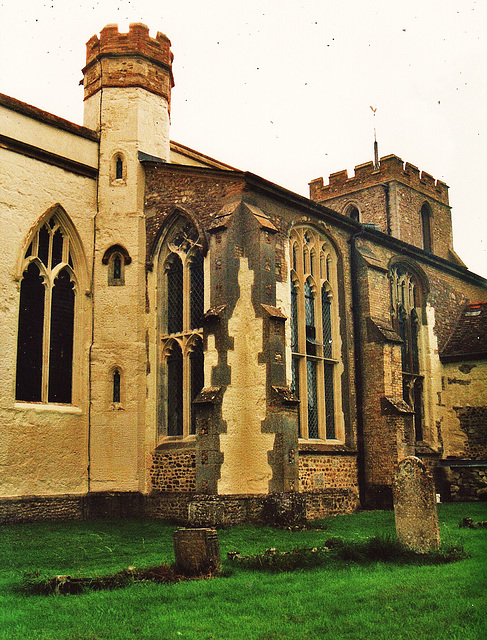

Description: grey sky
[1,0,485,277]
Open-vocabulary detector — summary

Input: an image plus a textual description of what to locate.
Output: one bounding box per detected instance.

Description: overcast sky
[1,0,486,278]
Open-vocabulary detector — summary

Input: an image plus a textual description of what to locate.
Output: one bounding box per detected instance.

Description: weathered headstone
[393,456,440,553]
[173,528,221,575]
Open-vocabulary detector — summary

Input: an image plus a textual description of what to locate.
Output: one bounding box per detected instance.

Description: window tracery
[159,218,205,438]
[289,227,341,440]
[16,215,76,404]
[390,264,424,441]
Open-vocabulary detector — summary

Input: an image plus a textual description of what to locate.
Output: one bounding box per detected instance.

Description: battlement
[309,155,449,205]
[83,23,174,101]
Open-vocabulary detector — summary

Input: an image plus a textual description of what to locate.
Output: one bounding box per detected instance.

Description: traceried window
[16,215,77,404]
[290,227,341,440]
[390,265,424,441]
[159,220,205,438]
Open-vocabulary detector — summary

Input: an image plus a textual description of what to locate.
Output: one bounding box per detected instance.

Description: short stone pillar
[173,528,221,575]
[393,456,440,553]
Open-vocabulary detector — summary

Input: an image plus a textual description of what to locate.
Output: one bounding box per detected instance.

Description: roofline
[170,140,239,171]
[440,351,487,363]
[0,93,99,142]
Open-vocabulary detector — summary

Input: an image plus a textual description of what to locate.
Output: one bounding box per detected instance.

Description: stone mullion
[316,291,327,440]
[41,276,52,403]
[182,336,191,438]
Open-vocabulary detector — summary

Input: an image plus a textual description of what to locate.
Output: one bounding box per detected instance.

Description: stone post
[173,528,221,575]
[393,456,440,553]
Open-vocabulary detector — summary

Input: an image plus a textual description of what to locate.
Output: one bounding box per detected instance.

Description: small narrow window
[116,156,123,180]
[113,369,121,403]
[113,255,122,281]
[348,206,359,222]
[103,245,131,286]
[421,203,432,252]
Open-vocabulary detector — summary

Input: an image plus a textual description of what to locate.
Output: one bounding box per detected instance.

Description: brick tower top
[82,23,174,104]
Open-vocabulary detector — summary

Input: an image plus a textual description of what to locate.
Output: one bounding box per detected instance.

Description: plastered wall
[0,143,96,497]
[219,258,274,494]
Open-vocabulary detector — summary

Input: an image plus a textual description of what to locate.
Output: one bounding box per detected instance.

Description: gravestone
[173,528,221,575]
[393,456,440,553]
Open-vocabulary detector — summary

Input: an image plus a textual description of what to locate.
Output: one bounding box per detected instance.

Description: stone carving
[173,528,221,575]
[393,456,440,553]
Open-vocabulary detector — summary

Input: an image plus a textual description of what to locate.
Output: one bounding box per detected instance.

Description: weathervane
[370,106,379,169]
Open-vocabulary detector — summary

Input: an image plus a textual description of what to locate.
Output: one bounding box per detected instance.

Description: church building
[1,24,486,524]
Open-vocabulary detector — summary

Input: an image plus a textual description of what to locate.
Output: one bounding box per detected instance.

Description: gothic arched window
[16,215,77,404]
[390,265,424,441]
[159,219,205,438]
[289,227,342,440]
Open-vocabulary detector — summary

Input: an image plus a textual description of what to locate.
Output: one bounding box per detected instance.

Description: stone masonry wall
[150,449,196,492]
[298,453,358,493]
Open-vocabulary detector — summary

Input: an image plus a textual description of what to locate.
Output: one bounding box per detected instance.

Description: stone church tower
[82,24,174,493]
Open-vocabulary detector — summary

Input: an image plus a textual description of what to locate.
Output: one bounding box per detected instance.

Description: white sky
[1,0,486,278]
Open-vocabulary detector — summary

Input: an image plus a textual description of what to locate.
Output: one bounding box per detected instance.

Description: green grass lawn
[1,503,486,639]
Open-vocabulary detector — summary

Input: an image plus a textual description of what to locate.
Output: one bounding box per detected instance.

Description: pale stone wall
[219,259,274,494]
[0,104,98,168]
[440,360,487,458]
[0,142,96,498]
[87,84,171,494]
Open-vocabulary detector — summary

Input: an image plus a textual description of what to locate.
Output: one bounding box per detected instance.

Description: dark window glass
[190,253,204,329]
[116,156,123,180]
[167,256,183,334]
[291,281,298,350]
[48,269,75,403]
[190,338,204,435]
[306,359,319,439]
[324,363,336,439]
[25,243,32,258]
[304,280,316,354]
[38,225,50,266]
[413,379,423,441]
[349,206,359,221]
[421,204,432,252]
[113,254,122,280]
[167,343,183,436]
[113,370,121,403]
[51,229,64,269]
[292,245,297,271]
[15,263,45,401]
[322,287,332,359]
[291,356,301,437]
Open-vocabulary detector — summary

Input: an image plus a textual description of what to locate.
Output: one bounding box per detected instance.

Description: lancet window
[159,220,205,438]
[16,215,77,404]
[290,227,341,440]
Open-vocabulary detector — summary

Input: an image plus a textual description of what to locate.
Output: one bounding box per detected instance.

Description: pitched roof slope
[441,303,487,362]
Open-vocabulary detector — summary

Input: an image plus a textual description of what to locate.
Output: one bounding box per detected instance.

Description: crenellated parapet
[309,155,449,206]
[83,23,174,103]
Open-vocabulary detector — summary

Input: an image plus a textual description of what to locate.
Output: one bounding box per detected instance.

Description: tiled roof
[441,303,487,362]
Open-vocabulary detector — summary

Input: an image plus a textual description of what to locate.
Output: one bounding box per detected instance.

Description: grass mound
[21,564,215,595]
[227,535,468,571]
